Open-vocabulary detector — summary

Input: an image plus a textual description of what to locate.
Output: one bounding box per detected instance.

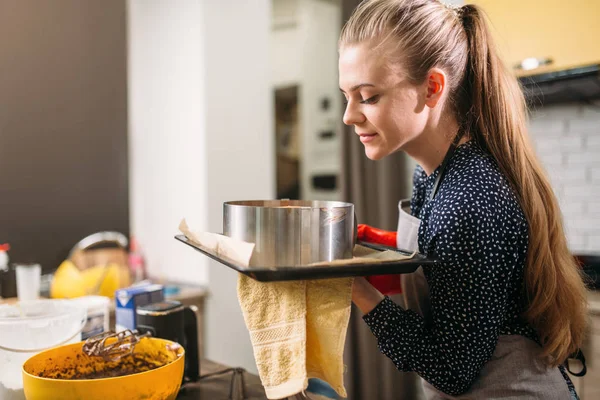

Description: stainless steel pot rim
[224,200,353,209]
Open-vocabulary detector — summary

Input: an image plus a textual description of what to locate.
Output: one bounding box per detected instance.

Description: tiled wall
[528,102,600,254]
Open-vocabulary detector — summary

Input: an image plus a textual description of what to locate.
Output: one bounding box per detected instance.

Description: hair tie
[441,1,464,20]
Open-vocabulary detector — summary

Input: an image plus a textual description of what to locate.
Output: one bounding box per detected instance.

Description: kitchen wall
[529,103,600,254]
[128,0,273,373]
[127,0,208,286]
[0,0,129,278]
[203,0,274,373]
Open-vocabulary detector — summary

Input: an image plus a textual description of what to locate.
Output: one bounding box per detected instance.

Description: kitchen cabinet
[469,0,600,76]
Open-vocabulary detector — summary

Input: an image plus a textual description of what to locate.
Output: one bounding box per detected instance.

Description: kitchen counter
[1,284,210,357]
[179,359,268,400]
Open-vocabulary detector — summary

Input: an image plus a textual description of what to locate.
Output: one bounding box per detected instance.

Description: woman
[338,0,589,398]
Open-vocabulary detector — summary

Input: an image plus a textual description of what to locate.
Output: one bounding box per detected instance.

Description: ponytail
[458,4,588,366]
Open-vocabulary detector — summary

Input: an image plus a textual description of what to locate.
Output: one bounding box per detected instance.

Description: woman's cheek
[368,109,384,131]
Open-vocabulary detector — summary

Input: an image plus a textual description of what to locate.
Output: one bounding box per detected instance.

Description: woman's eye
[360,95,380,105]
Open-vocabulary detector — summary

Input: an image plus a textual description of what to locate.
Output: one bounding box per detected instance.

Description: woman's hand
[352,277,385,314]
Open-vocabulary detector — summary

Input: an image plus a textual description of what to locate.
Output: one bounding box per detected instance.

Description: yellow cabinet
[469,0,600,76]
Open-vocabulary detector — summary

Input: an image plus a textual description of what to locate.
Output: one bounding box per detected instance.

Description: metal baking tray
[175,234,439,282]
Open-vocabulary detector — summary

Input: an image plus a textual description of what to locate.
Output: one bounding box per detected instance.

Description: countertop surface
[179,359,267,400]
[0,284,208,306]
[3,286,598,315]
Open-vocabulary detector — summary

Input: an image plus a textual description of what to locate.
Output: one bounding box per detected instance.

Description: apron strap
[430,133,464,201]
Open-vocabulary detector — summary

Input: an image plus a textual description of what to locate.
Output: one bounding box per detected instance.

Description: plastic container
[70,295,110,340]
[15,263,41,302]
[0,299,86,400]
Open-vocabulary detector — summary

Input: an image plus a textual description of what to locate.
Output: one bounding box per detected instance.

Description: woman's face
[339,43,429,160]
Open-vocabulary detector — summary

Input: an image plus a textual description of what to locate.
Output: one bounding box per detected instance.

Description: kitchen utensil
[22,337,184,400]
[223,199,354,267]
[82,329,151,362]
[136,300,200,382]
[68,231,129,259]
[59,231,131,296]
[197,367,248,400]
[0,299,86,400]
[175,234,435,282]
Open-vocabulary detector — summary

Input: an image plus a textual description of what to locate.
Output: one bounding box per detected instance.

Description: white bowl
[0,299,86,399]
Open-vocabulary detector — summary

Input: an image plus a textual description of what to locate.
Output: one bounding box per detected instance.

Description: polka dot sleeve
[362,142,533,396]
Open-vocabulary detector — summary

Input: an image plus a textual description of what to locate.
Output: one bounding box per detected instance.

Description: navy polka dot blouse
[362,141,563,396]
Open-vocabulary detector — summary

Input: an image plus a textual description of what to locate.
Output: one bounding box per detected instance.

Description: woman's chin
[364,145,388,161]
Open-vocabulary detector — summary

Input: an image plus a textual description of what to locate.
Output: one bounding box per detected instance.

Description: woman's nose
[343,101,365,126]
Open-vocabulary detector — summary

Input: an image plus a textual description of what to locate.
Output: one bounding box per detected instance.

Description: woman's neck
[403,117,463,176]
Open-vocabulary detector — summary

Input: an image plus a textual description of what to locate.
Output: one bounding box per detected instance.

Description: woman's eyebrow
[339,83,375,94]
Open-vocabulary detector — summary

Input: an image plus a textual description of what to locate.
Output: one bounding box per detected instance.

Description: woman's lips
[358,132,378,143]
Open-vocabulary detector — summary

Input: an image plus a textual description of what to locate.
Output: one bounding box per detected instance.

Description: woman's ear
[424,68,447,108]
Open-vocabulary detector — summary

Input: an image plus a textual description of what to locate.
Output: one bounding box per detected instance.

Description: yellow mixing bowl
[22,337,184,400]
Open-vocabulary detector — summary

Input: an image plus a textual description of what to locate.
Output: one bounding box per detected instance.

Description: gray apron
[396,195,571,399]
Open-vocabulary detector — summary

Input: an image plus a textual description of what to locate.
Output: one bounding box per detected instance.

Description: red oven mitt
[357,224,403,295]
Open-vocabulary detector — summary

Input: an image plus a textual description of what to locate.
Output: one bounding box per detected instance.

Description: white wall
[529,103,600,254]
[271,0,302,87]
[203,0,274,373]
[128,0,274,373]
[128,0,208,285]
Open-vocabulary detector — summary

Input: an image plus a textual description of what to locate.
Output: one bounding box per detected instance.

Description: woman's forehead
[339,44,399,90]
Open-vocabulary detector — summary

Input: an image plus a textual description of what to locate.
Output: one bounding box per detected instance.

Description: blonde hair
[340,0,588,367]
